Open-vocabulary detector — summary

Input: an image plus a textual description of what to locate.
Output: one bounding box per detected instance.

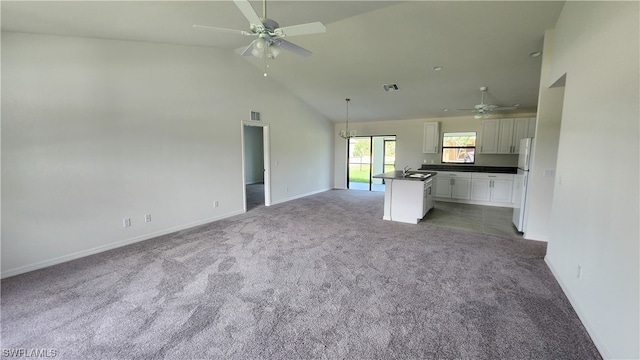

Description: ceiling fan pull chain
[264,46,268,77]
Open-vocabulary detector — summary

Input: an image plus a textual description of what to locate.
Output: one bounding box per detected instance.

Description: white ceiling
[1,1,565,122]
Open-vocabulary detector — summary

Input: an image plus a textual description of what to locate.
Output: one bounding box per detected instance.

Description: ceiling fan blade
[192,24,253,36]
[273,39,312,57]
[492,106,519,111]
[276,22,326,37]
[457,108,479,111]
[233,0,263,29]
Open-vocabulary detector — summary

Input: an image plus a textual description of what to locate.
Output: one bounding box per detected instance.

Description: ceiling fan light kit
[194,0,325,77]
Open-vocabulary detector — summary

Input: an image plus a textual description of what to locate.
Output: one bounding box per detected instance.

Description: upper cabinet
[478,119,500,154]
[423,122,440,153]
[497,118,515,153]
[479,117,535,154]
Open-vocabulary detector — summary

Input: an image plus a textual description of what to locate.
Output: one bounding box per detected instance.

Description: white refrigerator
[512,138,533,232]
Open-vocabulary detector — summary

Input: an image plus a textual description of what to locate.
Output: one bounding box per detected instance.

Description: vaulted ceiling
[1,1,565,122]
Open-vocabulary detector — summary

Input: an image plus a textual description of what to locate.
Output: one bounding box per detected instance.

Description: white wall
[544,2,639,358]
[524,29,564,242]
[333,114,535,189]
[1,32,333,277]
[243,125,264,184]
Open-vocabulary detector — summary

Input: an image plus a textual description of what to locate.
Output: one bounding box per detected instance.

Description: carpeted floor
[1,190,601,359]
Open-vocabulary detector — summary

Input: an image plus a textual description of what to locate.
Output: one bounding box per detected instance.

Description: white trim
[544,257,608,359]
[270,188,332,206]
[0,210,244,279]
[241,121,272,211]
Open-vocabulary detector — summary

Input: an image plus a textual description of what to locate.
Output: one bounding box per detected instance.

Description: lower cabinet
[470,173,514,204]
[437,172,514,206]
[423,178,434,217]
[433,172,471,200]
[383,178,434,224]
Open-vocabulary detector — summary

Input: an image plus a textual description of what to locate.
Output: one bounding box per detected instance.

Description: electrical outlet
[577,265,582,279]
[214,200,219,208]
[123,218,131,228]
[144,214,151,223]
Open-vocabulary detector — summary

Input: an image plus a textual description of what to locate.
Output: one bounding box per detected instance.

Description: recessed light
[433,66,443,71]
[529,51,542,58]
[512,104,521,107]
[442,108,449,112]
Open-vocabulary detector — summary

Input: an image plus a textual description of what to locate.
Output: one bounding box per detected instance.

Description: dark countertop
[373,170,437,181]
[418,164,517,174]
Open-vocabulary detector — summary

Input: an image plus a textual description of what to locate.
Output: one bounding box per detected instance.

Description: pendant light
[339,98,356,139]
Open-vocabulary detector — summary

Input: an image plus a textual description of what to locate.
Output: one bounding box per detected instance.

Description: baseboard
[544,256,609,359]
[271,188,331,206]
[523,231,548,242]
[0,210,244,279]
[435,197,515,208]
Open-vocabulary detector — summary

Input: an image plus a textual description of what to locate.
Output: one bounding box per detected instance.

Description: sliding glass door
[347,135,396,191]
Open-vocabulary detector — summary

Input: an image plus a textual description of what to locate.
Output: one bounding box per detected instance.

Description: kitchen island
[373,170,437,224]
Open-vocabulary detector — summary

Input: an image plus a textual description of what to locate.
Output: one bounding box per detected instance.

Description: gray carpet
[1,190,601,359]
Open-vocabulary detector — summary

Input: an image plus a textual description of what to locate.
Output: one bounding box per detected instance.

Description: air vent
[250,111,261,121]
[382,84,400,92]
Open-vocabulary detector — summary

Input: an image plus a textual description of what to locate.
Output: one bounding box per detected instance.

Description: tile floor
[248,184,522,239]
[423,201,523,238]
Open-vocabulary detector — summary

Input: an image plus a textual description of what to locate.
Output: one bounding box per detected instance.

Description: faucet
[402,166,412,176]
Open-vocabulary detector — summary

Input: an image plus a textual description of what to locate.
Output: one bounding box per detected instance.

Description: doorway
[347,135,396,191]
[241,121,271,211]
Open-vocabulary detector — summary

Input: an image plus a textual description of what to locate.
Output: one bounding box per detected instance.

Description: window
[442,132,476,164]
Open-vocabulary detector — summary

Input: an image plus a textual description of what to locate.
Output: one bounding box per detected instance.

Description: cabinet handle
[428,187,431,195]
[450,178,454,185]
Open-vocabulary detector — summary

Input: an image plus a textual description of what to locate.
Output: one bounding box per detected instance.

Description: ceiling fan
[458,87,520,119]
[193,0,326,76]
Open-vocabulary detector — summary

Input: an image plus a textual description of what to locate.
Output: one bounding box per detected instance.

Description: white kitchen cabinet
[478,119,500,154]
[423,178,434,217]
[381,177,434,224]
[470,178,491,201]
[434,174,453,197]
[433,172,471,200]
[423,122,440,153]
[497,118,514,154]
[511,118,535,154]
[471,173,514,203]
[480,118,536,154]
